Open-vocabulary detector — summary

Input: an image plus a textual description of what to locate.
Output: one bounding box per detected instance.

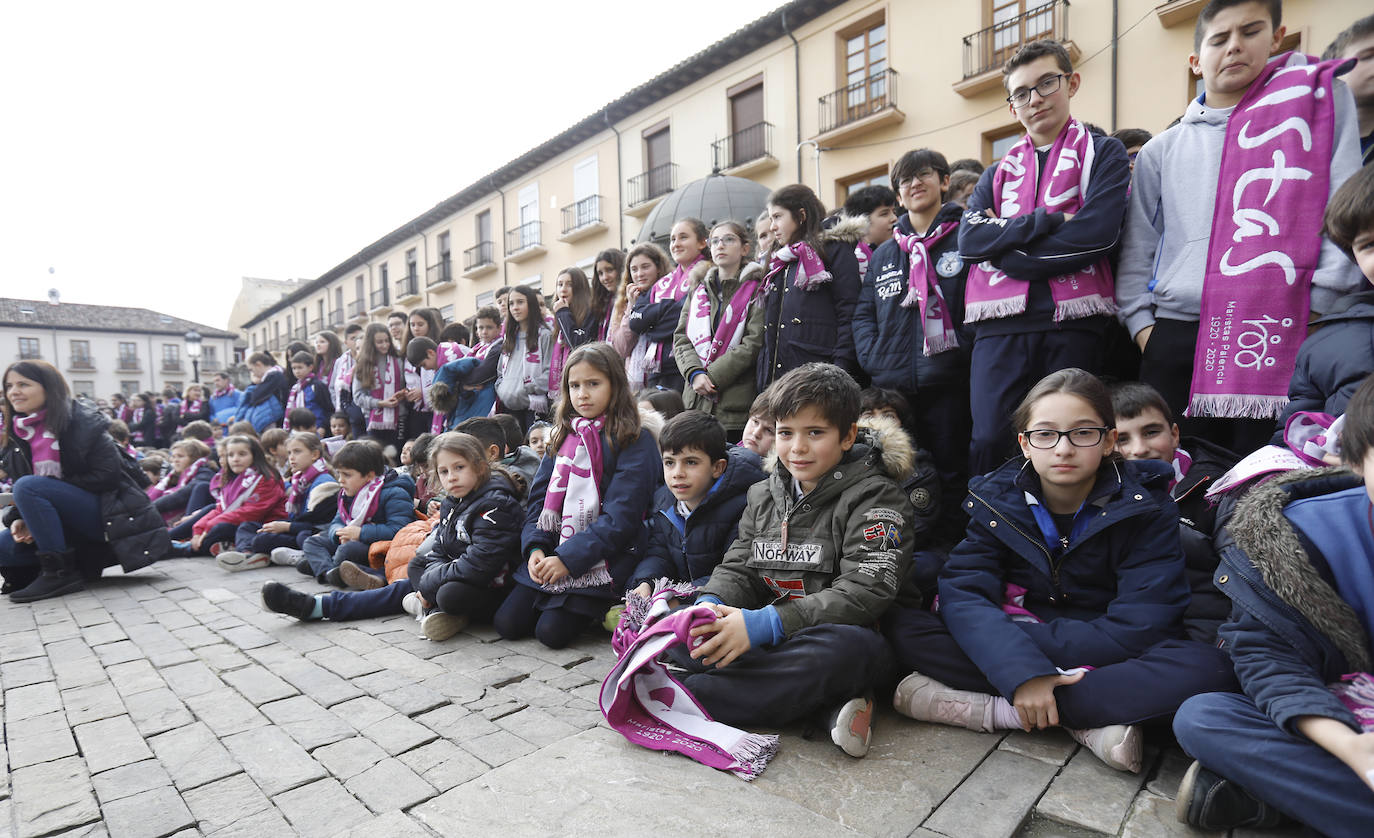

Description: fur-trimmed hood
[820,213,869,247]
[763,411,915,484]
[1227,466,1371,672]
[638,404,665,441]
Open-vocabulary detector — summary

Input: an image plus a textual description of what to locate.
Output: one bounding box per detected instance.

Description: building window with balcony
[714,76,772,171]
[372,265,390,310]
[961,1,1070,88]
[561,156,602,236]
[18,337,41,359]
[430,231,453,286]
[162,344,181,372]
[120,380,140,395]
[69,340,93,369]
[817,15,898,137]
[513,184,540,251]
[630,123,675,207]
[118,342,139,371]
[202,345,219,372]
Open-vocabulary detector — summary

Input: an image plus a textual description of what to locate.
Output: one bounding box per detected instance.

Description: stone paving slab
[3,559,1231,837]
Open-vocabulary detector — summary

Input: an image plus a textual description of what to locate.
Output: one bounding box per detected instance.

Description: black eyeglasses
[1007,74,1068,108]
[1022,427,1111,449]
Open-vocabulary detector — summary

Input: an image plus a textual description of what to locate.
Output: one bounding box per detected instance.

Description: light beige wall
[2,324,236,398]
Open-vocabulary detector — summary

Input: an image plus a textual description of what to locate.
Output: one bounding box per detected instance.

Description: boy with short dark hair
[181,420,213,442]
[287,408,317,434]
[406,336,468,434]
[677,363,919,758]
[958,40,1130,475]
[1112,381,1239,642]
[737,388,774,460]
[1118,0,1364,455]
[259,428,289,475]
[298,440,415,586]
[1173,372,1374,834]
[1278,164,1374,428]
[628,411,765,595]
[1323,13,1374,166]
[842,185,900,281]
[284,351,330,432]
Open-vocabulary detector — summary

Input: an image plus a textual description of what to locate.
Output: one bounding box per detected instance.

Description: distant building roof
[243,0,846,329]
[0,298,239,340]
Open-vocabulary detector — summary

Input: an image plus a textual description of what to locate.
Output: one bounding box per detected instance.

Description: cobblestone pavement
[1,558,1305,838]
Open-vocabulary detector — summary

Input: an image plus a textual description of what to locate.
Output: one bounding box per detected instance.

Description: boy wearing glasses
[854,148,973,539]
[1117,0,1363,456]
[957,41,1131,477]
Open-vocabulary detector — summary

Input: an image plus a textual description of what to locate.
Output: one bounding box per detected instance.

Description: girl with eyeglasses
[671,220,765,436]
[882,367,1237,775]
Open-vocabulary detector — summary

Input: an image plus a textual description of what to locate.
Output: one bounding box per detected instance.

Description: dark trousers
[969,330,1104,477]
[434,580,507,623]
[1140,318,1274,455]
[196,522,239,553]
[901,382,972,544]
[169,505,214,540]
[1174,692,1374,838]
[883,607,1238,729]
[233,522,309,554]
[404,408,434,442]
[492,583,594,649]
[323,579,412,621]
[301,535,370,579]
[665,623,892,729]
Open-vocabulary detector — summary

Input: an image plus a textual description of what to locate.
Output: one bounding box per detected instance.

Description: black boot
[10,550,85,603]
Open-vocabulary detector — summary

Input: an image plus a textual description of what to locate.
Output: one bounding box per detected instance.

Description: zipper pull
[1059,535,1069,554]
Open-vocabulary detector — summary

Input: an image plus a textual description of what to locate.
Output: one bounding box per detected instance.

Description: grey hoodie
[1116,79,1364,340]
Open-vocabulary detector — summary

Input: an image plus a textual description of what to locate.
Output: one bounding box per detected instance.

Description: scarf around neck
[766,241,831,292]
[366,355,404,431]
[854,240,874,281]
[963,118,1116,324]
[285,373,318,427]
[650,253,706,304]
[339,473,385,527]
[213,468,263,514]
[13,410,61,478]
[537,415,612,592]
[685,266,762,368]
[211,384,235,400]
[893,220,961,355]
[286,457,329,518]
[158,456,208,493]
[1187,52,1349,420]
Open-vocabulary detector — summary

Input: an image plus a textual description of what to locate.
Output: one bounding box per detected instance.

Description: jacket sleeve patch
[863,508,903,524]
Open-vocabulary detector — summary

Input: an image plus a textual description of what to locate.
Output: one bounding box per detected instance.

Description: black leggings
[491,584,595,649]
[434,580,506,623]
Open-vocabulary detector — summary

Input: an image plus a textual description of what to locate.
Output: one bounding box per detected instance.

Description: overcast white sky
[1,0,784,330]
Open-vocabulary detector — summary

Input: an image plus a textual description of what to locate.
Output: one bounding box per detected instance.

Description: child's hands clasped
[336,525,361,543]
[261,520,290,534]
[527,550,569,586]
[688,604,751,668]
[1011,670,1085,730]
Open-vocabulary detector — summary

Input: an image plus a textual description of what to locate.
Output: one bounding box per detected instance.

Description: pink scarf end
[898,287,921,309]
[34,461,63,478]
[963,298,1027,323]
[542,564,612,593]
[791,269,832,291]
[1052,295,1117,322]
[537,507,561,532]
[922,334,960,356]
[1186,393,1289,421]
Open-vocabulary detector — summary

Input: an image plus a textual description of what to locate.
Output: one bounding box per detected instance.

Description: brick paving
[0,558,1305,837]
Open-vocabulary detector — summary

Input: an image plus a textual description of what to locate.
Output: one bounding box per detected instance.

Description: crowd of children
[4,4,1374,833]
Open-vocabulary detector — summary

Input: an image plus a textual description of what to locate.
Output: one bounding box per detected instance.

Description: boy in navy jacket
[299,441,414,586]
[628,411,765,593]
[1174,374,1374,835]
[957,41,1129,475]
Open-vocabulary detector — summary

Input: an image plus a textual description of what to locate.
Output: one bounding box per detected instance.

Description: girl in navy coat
[756,185,862,391]
[493,342,660,649]
[885,368,1236,773]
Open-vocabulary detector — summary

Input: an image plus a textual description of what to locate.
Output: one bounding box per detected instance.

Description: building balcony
[711,121,777,178]
[955,0,1077,98]
[201,359,222,372]
[814,69,903,145]
[369,288,391,315]
[117,358,140,372]
[1155,0,1206,28]
[293,326,308,342]
[558,195,607,244]
[347,299,368,321]
[505,221,545,264]
[329,309,345,327]
[462,242,497,278]
[309,317,324,335]
[161,359,183,373]
[625,163,678,219]
[394,274,422,306]
[427,258,455,290]
[68,357,95,371]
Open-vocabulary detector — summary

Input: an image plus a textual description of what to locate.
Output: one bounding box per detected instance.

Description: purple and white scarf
[155,456,208,495]
[684,267,762,368]
[284,373,319,428]
[180,399,203,420]
[212,468,263,515]
[765,241,831,292]
[1331,673,1374,732]
[1170,448,1193,492]
[536,416,611,592]
[328,355,353,410]
[1188,52,1349,419]
[130,407,147,442]
[339,473,385,527]
[286,457,329,518]
[965,118,1115,323]
[854,240,874,282]
[601,601,779,781]
[13,410,61,478]
[894,221,961,355]
[427,342,468,434]
[650,253,706,305]
[366,355,404,431]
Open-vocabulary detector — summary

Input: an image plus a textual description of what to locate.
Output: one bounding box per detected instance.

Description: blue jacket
[210,388,243,425]
[756,217,863,391]
[235,369,287,433]
[285,471,340,536]
[1274,289,1374,442]
[436,355,498,430]
[939,457,1188,699]
[324,468,416,545]
[1215,468,1371,736]
[289,379,333,430]
[854,203,971,392]
[626,293,685,392]
[629,446,766,590]
[409,471,525,602]
[516,427,661,599]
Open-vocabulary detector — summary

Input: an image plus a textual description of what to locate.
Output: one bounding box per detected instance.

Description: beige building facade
[243,0,1364,348]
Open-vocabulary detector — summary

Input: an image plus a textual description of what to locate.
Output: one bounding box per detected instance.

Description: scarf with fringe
[684,267,762,368]
[537,415,610,592]
[893,221,961,355]
[339,473,385,527]
[765,241,830,292]
[366,355,404,431]
[286,457,329,518]
[13,410,61,478]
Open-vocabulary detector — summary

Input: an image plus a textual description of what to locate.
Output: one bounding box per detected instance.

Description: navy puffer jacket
[1274,289,1374,442]
[410,471,525,602]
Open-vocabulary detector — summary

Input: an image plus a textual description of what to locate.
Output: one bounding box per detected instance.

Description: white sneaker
[420,610,469,642]
[270,547,305,566]
[1067,724,1142,773]
[217,551,271,572]
[892,672,995,732]
[828,694,874,758]
[401,592,424,617]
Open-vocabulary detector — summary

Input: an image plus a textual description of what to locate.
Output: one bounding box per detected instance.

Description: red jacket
[193,471,287,535]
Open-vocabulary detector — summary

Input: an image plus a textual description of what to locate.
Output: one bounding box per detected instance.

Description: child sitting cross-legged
[627,410,765,595]
[671,362,918,758]
[174,434,286,557]
[295,440,414,586]
[217,432,338,572]
[885,369,1237,773]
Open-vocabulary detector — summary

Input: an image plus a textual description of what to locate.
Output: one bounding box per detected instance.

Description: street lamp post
[185,329,203,385]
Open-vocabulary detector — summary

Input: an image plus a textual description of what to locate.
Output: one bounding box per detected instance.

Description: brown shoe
[338,560,385,591]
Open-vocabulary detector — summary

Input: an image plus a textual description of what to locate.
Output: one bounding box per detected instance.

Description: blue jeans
[234,522,310,554]
[301,534,369,578]
[322,579,412,621]
[169,505,213,540]
[3,475,104,554]
[1174,691,1374,838]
